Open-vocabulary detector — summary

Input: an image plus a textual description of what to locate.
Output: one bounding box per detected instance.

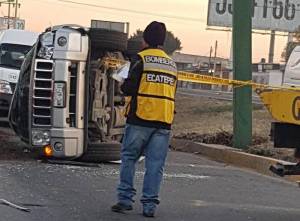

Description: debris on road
[44,159,103,168]
[0,199,31,212]
[269,162,300,176]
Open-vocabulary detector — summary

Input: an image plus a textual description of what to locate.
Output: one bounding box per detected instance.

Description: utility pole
[7,0,11,29]
[0,0,17,29]
[233,0,252,149]
[212,41,218,90]
[213,40,218,76]
[208,46,213,74]
[287,32,293,43]
[268,30,275,63]
[13,0,20,29]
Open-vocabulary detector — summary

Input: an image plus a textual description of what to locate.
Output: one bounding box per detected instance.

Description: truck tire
[81,142,121,162]
[89,29,127,52]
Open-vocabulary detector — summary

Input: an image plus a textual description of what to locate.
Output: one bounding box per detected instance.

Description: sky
[3,0,288,62]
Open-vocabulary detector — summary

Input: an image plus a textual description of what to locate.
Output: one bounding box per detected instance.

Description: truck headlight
[41,32,54,46]
[38,32,55,60]
[57,36,68,47]
[53,82,66,108]
[32,130,50,146]
[0,80,12,94]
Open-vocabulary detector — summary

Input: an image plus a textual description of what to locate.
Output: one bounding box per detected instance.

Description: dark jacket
[121,48,173,130]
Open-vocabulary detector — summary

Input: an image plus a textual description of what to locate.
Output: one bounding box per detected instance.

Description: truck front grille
[69,63,78,127]
[32,59,54,127]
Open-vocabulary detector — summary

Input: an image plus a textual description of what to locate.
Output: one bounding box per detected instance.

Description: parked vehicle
[0,29,39,119]
[9,22,129,162]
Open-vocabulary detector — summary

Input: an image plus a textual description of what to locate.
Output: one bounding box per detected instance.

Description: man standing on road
[111,21,177,217]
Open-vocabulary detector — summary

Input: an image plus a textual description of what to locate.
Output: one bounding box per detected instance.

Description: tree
[129,29,143,41]
[163,31,182,55]
[282,26,300,62]
[128,29,182,55]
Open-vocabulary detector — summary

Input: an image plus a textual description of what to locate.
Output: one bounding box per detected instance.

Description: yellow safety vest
[134,48,177,124]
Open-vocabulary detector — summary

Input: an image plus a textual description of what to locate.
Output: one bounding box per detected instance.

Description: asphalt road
[1,148,300,221]
[177,88,262,104]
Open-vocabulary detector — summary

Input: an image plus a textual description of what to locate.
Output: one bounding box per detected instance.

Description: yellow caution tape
[178,71,300,91]
[104,58,300,91]
[178,71,253,87]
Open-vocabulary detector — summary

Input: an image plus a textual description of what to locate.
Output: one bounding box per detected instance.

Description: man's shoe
[111,203,133,213]
[143,208,155,217]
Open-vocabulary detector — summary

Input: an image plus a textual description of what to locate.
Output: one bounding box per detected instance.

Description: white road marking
[163,173,210,179]
[101,169,210,180]
[191,200,300,213]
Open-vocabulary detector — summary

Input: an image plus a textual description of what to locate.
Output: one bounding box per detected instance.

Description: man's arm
[121,55,143,96]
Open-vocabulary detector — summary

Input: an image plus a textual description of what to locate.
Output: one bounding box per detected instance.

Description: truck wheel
[89,29,127,52]
[81,142,121,162]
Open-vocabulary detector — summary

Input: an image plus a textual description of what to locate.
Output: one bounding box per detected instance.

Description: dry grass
[173,93,272,137]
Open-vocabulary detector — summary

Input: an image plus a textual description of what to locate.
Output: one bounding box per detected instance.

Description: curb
[171,138,300,183]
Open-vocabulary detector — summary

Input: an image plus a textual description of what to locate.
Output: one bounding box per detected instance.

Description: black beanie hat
[143,21,166,47]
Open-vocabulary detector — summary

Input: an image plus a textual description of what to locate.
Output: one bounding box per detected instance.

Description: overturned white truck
[9,22,131,162]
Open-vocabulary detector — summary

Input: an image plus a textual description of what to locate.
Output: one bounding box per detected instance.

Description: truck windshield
[0,43,32,69]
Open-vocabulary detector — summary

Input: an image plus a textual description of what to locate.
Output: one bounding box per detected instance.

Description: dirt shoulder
[173,93,296,162]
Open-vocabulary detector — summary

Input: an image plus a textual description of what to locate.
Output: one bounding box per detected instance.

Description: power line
[57,0,205,22]
[27,0,205,30]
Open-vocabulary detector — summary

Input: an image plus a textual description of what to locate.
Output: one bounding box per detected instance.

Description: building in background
[172,52,229,72]
[173,52,284,91]
[172,52,230,90]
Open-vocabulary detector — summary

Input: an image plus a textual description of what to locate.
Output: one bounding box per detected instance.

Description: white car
[0,29,39,119]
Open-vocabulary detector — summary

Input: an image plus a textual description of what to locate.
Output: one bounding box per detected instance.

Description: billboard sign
[207,0,300,32]
[0,17,25,30]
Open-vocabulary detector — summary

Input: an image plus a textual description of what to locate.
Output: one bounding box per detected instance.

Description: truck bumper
[48,128,85,158]
[0,93,12,118]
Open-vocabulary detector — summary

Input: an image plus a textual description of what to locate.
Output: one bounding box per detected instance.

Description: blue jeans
[117,124,170,210]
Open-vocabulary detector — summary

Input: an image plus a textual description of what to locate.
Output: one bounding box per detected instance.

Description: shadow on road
[0,125,39,161]
[0,121,9,128]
